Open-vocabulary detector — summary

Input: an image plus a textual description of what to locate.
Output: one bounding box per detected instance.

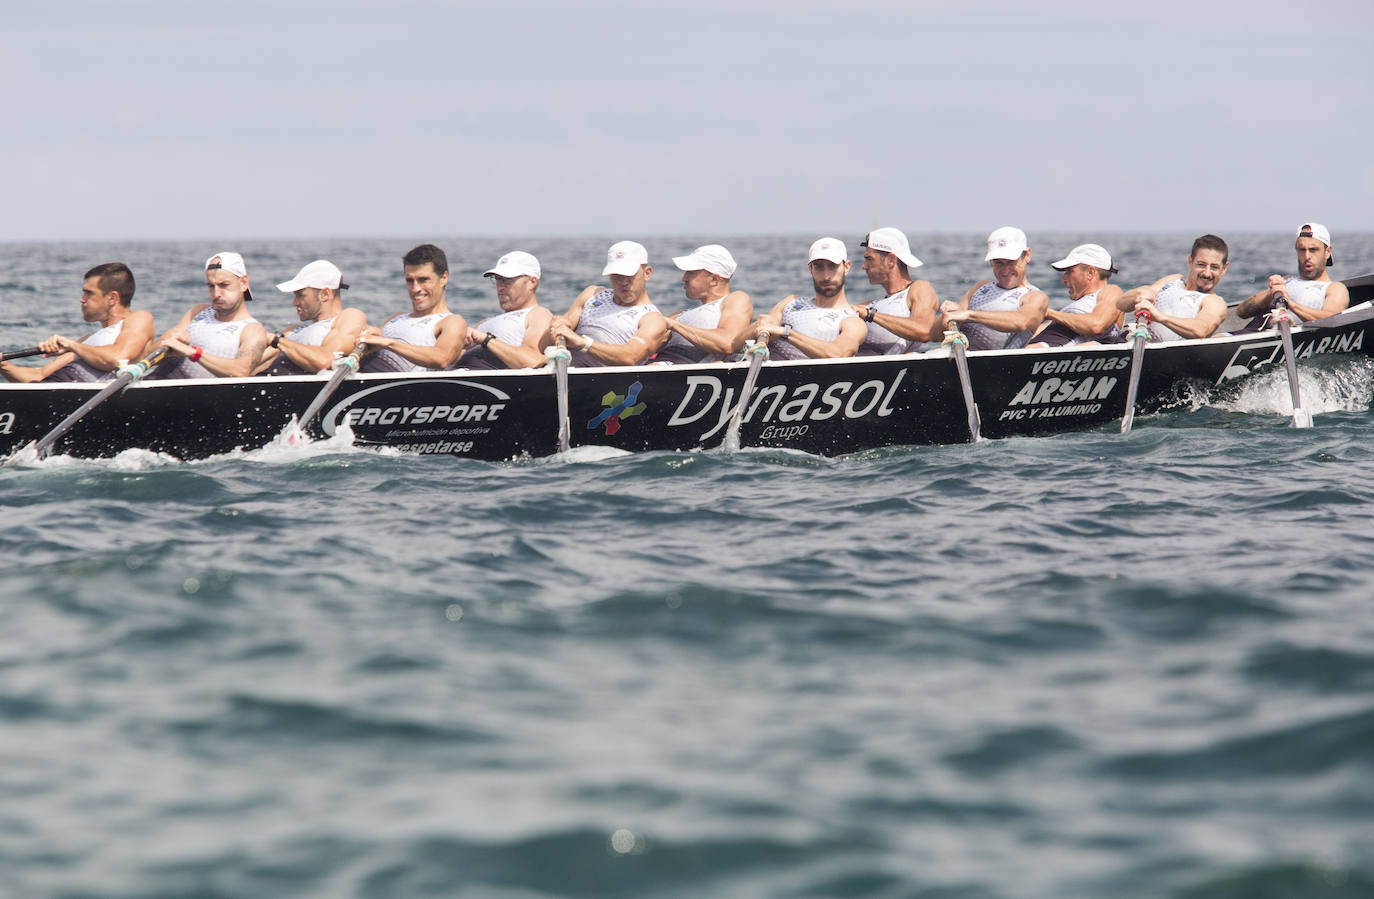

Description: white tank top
[362,311,451,372]
[162,307,259,377]
[770,296,852,361]
[658,298,724,364]
[571,289,660,366]
[857,287,913,356]
[964,282,1038,350]
[265,316,337,375]
[458,308,531,369]
[1283,277,1332,312]
[1149,279,1204,342]
[46,319,125,382]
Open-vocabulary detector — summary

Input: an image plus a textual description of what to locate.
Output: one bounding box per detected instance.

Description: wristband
[270,332,282,349]
[863,306,877,323]
[582,335,595,351]
[480,333,495,349]
[780,325,792,340]
[189,346,203,362]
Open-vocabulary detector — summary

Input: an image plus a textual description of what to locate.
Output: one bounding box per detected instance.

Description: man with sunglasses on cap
[257,260,368,375]
[359,243,468,372]
[938,227,1048,350]
[1115,235,1230,341]
[854,227,940,354]
[153,251,268,378]
[654,244,753,365]
[1027,244,1123,348]
[741,237,867,360]
[1236,223,1349,326]
[548,240,667,366]
[457,251,553,369]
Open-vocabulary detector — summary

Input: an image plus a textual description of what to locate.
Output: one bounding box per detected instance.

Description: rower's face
[990,252,1028,289]
[205,268,248,314]
[78,276,114,322]
[609,264,650,305]
[493,274,536,311]
[1186,249,1227,293]
[861,248,894,285]
[1059,264,1097,300]
[293,287,323,321]
[405,263,447,314]
[1295,236,1327,279]
[680,269,713,301]
[809,259,849,298]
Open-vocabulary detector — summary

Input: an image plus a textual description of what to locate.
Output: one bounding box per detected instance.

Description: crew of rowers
[0,223,1350,384]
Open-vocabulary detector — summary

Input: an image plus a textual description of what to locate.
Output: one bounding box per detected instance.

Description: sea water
[2,234,1373,898]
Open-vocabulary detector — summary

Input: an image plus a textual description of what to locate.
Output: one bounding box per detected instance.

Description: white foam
[1218,359,1374,416]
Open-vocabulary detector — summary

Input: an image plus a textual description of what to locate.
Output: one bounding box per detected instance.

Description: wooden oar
[546,337,572,453]
[1,346,44,362]
[1120,310,1152,434]
[941,323,981,443]
[26,347,170,460]
[294,344,365,437]
[1271,298,1312,428]
[723,338,768,451]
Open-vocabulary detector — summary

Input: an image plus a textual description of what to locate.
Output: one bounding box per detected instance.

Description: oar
[26,347,170,460]
[546,337,572,453]
[1120,310,1152,434]
[722,338,768,451]
[294,344,365,437]
[1,346,44,362]
[1271,298,1312,428]
[941,323,981,443]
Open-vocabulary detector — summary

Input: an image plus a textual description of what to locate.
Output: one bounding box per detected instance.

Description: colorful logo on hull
[588,381,645,435]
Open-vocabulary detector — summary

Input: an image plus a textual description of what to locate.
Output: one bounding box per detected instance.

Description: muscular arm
[1117,274,1181,312]
[1287,282,1349,322]
[944,290,1048,334]
[580,311,668,366]
[1137,294,1227,340]
[1044,286,1123,336]
[52,310,156,371]
[473,306,554,369]
[733,297,790,353]
[546,286,599,350]
[781,314,867,359]
[375,314,468,369]
[664,291,755,356]
[276,308,368,372]
[190,322,269,378]
[1,354,75,382]
[868,281,941,343]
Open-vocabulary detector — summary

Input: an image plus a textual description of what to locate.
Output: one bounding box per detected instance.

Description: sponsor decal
[588,381,646,435]
[320,379,510,440]
[0,412,12,434]
[1217,330,1365,384]
[667,370,906,442]
[997,355,1126,421]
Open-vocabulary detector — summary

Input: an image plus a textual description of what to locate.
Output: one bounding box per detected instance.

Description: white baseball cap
[484,250,541,279]
[276,259,347,292]
[808,237,847,264]
[672,244,737,278]
[1050,243,1117,273]
[602,240,649,277]
[1298,222,1333,265]
[861,227,923,269]
[205,251,253,301]
[985,226,1029,261]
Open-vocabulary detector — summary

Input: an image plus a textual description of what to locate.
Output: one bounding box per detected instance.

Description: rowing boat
[4,279,1372,461]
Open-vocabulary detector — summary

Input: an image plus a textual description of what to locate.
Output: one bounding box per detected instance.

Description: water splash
[1218,358,1374,416]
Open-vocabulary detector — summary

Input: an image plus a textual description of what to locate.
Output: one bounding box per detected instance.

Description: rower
[152,252,268,378]
[456,251,553,369]
[854,227,940,353]
[740,237,867,359]
[1027,244,1124,347]
[259,259,368,375]
[548,241,668,366]
[1236,222,1349,325]
[655,244,753,364]
[359,244,468,372]
[938,226,1048,350]
[1116,235,1230,341]
[1,263,154,383]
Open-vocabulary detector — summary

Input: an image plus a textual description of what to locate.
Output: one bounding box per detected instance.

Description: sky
[3,0,1372,242]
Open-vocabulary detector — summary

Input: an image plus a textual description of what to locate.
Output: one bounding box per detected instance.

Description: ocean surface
[3,233,1374,899]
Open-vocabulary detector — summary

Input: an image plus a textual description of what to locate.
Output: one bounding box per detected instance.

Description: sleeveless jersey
[266,316,336,375]
[856,287,914,356]
[44,319,125,382]
[458,307,532,370]
[1149,279,1205,342]
[963,282,1038,350]
[657,298,724,364]
[769,296,852,361]
[571,290,660,366]
[159,307,259,378]
[361,311,451,372]
[1283,277,1332,313]
[1035,289,1112,347]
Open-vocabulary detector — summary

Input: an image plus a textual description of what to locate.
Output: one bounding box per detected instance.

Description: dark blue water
[3,235,1374,898]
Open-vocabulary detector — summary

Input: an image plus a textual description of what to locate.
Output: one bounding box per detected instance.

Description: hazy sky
[4,0,1371,242]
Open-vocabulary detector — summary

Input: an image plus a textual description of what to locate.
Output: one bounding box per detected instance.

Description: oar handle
[0,346,44,362]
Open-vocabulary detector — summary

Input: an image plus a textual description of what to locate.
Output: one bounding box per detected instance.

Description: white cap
[985,226,1029,261]
[205,251,248,277]
[672,244,737,278]
[1050,243,1116,273]
[861,227,923,269]
[276,259,346,292]
[484,250,541,279]
[602,240,649,277]
[808,237,847,264]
